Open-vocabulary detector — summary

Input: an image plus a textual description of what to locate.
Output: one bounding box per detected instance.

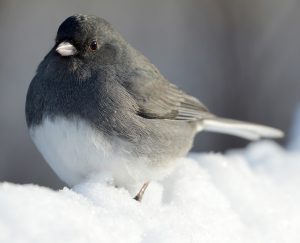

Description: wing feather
[123,68,213,121]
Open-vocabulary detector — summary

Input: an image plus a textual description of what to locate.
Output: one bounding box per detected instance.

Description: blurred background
[0,0,299,189]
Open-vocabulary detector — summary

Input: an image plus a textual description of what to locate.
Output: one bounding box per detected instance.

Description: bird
[25,14,283,201]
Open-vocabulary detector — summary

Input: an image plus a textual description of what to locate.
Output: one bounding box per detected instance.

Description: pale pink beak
[56,42,77,56]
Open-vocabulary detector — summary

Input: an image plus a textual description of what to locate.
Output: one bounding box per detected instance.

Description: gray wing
[121,55,283,141]
[123,68,214,121]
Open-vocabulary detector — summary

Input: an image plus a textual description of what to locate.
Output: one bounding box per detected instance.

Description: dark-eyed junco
[25,14,283,201]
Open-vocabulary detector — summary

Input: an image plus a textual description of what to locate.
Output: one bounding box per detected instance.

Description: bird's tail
[198,117,284,140]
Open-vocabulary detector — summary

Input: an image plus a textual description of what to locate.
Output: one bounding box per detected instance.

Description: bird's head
[54,14,126,66]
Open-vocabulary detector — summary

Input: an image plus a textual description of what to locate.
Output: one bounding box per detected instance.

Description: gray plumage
[25,15,283,198]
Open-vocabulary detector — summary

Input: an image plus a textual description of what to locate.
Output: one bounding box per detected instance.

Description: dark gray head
[54,14,129,66]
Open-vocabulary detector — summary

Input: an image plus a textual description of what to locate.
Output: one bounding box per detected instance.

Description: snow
[0,141,300,243]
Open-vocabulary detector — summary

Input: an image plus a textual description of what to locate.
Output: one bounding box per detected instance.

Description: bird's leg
[133,182,149,202]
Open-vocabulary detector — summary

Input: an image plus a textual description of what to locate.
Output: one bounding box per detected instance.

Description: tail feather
[200,118,284,141]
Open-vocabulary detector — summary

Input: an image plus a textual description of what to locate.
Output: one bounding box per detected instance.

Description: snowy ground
[0,141,300,243]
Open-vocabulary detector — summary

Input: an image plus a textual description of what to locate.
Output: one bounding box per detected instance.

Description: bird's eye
[89,40,98,51]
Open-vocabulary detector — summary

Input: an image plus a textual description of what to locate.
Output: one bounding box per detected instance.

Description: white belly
[29,117,174,190]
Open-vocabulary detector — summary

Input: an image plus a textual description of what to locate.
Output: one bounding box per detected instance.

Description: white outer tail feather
[199,118,284,141]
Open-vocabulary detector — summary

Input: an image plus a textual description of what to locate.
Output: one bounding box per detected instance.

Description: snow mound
[0,141,300,243]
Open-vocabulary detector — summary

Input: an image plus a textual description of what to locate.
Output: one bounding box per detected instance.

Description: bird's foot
[133,182,149,202]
